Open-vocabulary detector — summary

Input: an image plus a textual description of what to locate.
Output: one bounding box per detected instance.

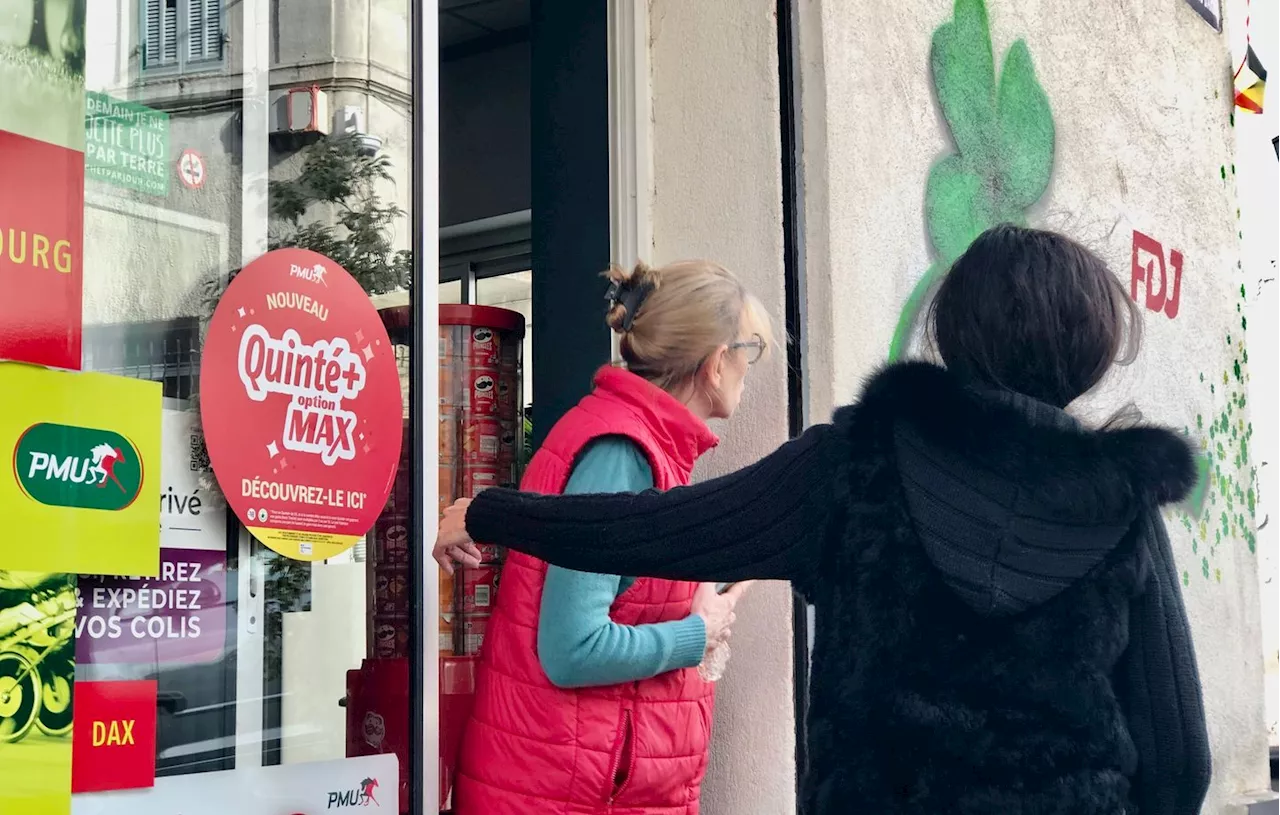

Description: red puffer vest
[453,366,719,815]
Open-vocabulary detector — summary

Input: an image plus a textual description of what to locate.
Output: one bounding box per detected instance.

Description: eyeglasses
[728,333,767,365]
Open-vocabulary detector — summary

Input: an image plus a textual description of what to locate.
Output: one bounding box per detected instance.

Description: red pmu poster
[199,249,403,561]
[0,130,83,370]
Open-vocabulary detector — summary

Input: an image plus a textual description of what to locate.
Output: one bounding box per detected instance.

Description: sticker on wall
[199,249,404,562]
[70,680,157,794]
[0,571,76,815]
[176,149,206,191]
[0,364,161,576]
[84,93,169,197]
[1182,0,1222,31]
[69,753,396,815]
[0,130,84,370]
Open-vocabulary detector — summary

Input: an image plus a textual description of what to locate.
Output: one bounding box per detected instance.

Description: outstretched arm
[463,423,842,593]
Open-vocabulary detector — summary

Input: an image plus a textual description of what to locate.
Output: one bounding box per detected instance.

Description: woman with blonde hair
[434,259,773,814]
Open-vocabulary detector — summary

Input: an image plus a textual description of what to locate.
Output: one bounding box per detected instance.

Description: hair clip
[604,279,623,306]
[604,278,654,332]
[619,281,654,331]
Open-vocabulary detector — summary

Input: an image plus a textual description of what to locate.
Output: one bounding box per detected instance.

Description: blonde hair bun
[600,259,774,391]
[604,261,661,334]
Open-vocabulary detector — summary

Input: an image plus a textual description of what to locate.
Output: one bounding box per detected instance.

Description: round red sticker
[177,148,206,189]
[200,248,403,561]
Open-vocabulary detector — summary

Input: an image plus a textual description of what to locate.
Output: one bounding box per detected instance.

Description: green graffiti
[1175,283,1258,573]
[888,0,1056,360]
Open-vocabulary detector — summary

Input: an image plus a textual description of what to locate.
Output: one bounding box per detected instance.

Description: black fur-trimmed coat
[467,362,1213,815]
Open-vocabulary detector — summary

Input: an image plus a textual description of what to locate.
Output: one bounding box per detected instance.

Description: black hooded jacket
[464,362,1211,815]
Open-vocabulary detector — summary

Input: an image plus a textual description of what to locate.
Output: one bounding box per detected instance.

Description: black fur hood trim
[845,361,1197,523]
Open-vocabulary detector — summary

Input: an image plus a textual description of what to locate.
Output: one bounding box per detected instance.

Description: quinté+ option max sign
[200,248,403,562]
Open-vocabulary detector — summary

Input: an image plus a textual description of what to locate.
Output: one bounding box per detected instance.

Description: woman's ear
[699,345,729,391]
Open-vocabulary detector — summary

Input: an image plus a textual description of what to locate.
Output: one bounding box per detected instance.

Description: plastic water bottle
[697,641,731,683]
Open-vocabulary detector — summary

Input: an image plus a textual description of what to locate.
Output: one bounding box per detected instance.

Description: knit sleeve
[466,423,840,595]
[1115,508,1211,815]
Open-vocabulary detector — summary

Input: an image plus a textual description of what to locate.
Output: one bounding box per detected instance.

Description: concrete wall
[1224,0,1279,750]
[796,0,1271,809]
[648,2,796,813]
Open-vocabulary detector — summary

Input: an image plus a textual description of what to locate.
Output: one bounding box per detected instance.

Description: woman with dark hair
[438,224,1212,815]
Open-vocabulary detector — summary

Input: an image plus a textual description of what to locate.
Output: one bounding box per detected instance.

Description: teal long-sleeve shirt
[536,436,707,689]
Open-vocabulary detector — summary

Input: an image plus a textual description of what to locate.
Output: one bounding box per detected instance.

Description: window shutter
[145,0,221,69]
[144,0,162,68]
[186,0,203,60]
[188,0,223,62]
[162,0,178,65]
[205,0,223,59]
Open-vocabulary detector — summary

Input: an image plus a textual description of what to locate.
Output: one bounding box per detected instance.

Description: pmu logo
[13,423,143,511]
[290,262,329,285]
[327,776,380,808]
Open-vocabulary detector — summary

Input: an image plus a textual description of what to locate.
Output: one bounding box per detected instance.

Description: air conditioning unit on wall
[268,85,330,150]
[334,106,382,157]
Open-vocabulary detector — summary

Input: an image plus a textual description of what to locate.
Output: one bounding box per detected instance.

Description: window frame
[438,214,532,302]
[140,0,226,76]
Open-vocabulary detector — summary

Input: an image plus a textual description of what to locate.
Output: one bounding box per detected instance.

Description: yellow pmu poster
[0,571,75,815]
[0,363,161,577]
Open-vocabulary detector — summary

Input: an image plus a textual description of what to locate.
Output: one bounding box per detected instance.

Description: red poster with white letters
[0,130,83,369]
[200,248,403,561]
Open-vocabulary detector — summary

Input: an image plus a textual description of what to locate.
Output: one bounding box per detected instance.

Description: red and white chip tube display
[435,305,523,810]
[345,304,525,814]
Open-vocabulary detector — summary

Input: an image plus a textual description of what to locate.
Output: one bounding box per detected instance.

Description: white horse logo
[89,444,122,489]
